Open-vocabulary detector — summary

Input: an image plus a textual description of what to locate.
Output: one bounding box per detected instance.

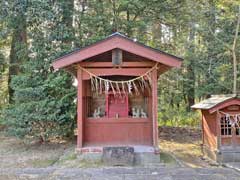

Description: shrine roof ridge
[108,32,183,61]
[191,94,240,110]
[52,32,183,68]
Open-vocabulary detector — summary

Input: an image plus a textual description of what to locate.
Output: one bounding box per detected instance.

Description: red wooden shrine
[53,32,182,153]
[106,93,128,118]
[192,95,240,162]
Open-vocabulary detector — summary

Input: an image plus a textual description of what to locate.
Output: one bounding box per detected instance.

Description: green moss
[160,152,178,166]
[56,153,104,168]
[57,152,77,164]
[76,159,103,168]
[30,158,58,168]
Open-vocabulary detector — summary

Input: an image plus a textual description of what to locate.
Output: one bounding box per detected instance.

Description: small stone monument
[140,109,147,118]
[132,107,140,118]
[93,107,101,118]
[102,146,135,166]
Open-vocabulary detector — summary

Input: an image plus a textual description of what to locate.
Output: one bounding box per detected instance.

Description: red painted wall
[107,93,128,118]
[220,105,240,146]
[78,62,155,147]
[202,104,240,150]
[84,118,152,146]
[202,110,217,150]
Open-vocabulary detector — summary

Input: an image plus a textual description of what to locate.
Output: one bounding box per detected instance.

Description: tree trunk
[8,5,27,103]
[205,0,216,96]
[232,6,240,94]
[111,0,118,32]
[184,22,195,111]
[61,0,74,46]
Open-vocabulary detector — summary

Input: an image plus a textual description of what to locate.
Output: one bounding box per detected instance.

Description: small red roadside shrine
[53,32,182,153]
[192,95,240,162]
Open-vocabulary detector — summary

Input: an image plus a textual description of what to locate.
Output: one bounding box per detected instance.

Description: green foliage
[1,0,76,141]
[0,0,240,136]
[158,106,201,127]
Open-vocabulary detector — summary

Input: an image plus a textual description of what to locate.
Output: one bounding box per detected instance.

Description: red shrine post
[192,95,240,163]
[53,32,182,154]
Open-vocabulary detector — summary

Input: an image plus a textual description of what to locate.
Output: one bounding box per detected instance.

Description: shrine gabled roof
[191,94,240,112]
[52,32,183,70]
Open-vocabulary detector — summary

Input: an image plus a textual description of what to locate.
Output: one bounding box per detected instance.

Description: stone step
[77,146,162,166]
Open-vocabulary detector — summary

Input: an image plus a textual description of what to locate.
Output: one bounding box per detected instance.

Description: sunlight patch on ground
[159,127,211,168]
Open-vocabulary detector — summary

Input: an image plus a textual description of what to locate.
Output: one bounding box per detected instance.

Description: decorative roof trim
[191,94,240,113]
[52,32,183,70]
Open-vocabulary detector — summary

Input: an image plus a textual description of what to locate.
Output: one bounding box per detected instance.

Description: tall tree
[3,0,76,141]
[203,1,240,94]
[232,5,240,94]
[2,0,240,133]
[8,1,28,103]
[59,0,74,46]
[0,1,11,109]
[183,22,196,110]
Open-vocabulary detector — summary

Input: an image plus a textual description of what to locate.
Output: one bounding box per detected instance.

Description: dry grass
[0,132,74,168]
[159,126,211,168]
[0,127,215,168]
[0,132,104,168]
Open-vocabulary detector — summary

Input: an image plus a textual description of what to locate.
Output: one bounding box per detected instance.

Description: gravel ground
[1,128,239,179]
[0,167,240,180]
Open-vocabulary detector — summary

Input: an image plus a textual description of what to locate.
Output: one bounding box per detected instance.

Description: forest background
[0,0,239,141]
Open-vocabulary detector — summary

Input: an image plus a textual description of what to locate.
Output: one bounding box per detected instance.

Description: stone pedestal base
[103,146,135,166]
[203,145,240,163]
[218,150,240,163]
[76,146,161,166]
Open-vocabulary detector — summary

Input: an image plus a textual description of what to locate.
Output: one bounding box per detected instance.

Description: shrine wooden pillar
[216,111,221,150]
[232,122,237,148]
[152,68,159,151]
[77,68,83,148]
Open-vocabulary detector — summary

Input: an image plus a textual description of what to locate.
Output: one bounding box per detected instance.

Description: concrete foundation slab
[203,145,240,163]
[219,151,240,163]
[134,152,161,166]
[76,146,161,166]
[102,147,135,166]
